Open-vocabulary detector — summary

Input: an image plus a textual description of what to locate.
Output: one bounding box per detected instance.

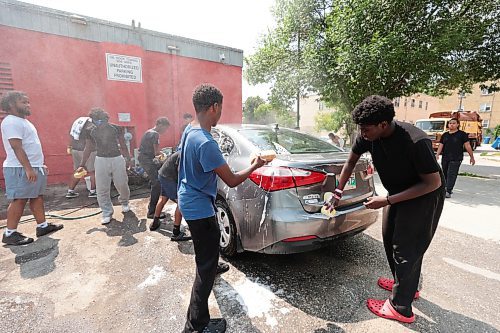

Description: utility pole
[458,90,466,111]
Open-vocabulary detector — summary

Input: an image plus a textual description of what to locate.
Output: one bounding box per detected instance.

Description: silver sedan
[212,124,379,256]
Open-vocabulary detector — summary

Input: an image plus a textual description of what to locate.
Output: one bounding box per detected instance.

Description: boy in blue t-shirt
[178,84,266,333]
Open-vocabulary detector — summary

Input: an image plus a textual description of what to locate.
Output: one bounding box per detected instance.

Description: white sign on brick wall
[106,53,142,83]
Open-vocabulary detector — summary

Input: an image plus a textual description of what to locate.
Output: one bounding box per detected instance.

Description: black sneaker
[202,318,227,333]
[88,191,97,198]
[149,218,161,231]
[216,262,230,275]
[2,231,34,246]
[445,192,451,198]
[65,191,79,199]
[170,231,191,242]
[36,223,64,237]
[147,212,166,219]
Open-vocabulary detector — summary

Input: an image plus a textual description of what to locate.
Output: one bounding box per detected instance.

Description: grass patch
[458,172,490,179]
[480,152,500,157]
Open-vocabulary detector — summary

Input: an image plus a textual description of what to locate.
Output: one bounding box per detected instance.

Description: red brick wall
[0,26,242,185]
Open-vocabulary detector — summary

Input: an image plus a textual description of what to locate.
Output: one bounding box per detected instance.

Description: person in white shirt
[328,132,345,149]
[1,91,63,246]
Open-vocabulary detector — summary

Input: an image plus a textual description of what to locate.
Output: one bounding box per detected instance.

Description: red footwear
[377,277,420,299]
[366,299,415,324]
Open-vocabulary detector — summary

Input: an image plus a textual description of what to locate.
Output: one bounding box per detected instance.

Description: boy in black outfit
[138,117,170,219]
[325,95,444,323]
[435,118,475,198]
[150,151,190,241]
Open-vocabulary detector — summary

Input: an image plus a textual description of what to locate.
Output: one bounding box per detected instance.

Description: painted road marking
[443,257,500,282]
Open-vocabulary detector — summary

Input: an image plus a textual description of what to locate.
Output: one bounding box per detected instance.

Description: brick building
[0,0,244,185]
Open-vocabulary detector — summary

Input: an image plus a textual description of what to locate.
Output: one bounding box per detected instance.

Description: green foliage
[247,0,500,137]
[485,125,500,140]
[243,96,265,123]
[252,102,296,127]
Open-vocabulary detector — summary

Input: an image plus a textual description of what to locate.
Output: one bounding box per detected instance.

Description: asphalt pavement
[0,149,499,333]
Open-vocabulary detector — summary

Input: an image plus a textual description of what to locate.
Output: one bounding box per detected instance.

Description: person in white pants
[77,108,131,224]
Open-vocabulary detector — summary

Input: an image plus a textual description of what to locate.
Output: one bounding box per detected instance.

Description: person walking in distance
[138,117,170,219]
[77,108,131,225]
[66,115,97,198]
[435,118,475,198]
[178,84,266,333]
[324,95,444,324]
[1,91,63,245]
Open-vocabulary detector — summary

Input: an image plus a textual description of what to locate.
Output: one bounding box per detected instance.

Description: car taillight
[367,162,374,175]
[362,161,375,180]
[249,166,327,191]
[282,235,318,242]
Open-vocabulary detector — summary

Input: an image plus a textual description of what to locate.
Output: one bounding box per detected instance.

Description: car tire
[216,198,238,257]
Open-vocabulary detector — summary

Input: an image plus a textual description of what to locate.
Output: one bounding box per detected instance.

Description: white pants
[94,156,130,218]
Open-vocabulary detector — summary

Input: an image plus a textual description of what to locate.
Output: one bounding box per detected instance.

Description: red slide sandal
[377,277,420,299]
[366,299,415,324]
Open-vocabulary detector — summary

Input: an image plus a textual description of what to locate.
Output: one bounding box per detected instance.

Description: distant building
[299,94,338,135]
[393,83,499,130]
[0,0,243,185]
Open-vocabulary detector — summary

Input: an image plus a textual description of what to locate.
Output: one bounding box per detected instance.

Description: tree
[243,96,265,123]
[253,102,296,127]
[247,0,500,136]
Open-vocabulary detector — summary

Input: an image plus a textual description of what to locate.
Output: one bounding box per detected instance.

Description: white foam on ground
[137,265,166,289]
[216,277,282,327]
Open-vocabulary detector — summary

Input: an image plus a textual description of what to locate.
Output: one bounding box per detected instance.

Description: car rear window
[239,128,343,154]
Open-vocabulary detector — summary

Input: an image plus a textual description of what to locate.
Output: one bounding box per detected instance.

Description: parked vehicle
[415,111,483,150]
[212,124,379,256]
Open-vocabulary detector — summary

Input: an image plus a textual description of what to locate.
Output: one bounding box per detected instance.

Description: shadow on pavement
[86,211,146,246]
[413,298,498,333]
[0,184,150,226]
[5,236,60,279]
[225,233,497,331]
[448,176,500,208]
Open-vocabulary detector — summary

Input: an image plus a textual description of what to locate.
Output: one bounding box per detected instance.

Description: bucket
[84,176,91,191]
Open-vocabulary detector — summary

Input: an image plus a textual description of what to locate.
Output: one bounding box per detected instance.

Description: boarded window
[0,62,14,119]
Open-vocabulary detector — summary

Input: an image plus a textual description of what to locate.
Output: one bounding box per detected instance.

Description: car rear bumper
[253,202,379,255]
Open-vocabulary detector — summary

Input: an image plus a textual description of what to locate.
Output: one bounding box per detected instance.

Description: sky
[22,0,275,100]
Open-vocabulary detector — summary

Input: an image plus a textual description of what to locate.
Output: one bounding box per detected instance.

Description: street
[0,152,499,333]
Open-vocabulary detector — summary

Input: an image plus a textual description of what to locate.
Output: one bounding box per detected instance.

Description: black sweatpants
[441,158,462,194]
[184,216,220,333]
[139,157,161,216]
[382,187,444,316]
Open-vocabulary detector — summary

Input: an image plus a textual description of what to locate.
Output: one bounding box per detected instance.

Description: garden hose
[0,184,150,229]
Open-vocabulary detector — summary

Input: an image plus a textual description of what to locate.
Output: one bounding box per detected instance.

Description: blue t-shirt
[178,127,226,220]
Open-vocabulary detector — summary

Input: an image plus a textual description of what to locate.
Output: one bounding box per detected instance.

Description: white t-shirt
[1,115,44,167]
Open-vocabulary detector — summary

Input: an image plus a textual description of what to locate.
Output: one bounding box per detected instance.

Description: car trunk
[274,153,374,213]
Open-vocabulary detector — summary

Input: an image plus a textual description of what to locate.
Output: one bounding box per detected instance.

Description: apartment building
[393,83,499,130]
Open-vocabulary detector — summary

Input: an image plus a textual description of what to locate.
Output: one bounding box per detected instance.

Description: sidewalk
[460,144,500,179]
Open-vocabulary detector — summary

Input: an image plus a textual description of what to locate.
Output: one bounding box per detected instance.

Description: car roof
[216,123,295,131]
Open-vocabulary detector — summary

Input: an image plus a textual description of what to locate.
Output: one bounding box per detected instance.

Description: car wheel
[216,198,238,257]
